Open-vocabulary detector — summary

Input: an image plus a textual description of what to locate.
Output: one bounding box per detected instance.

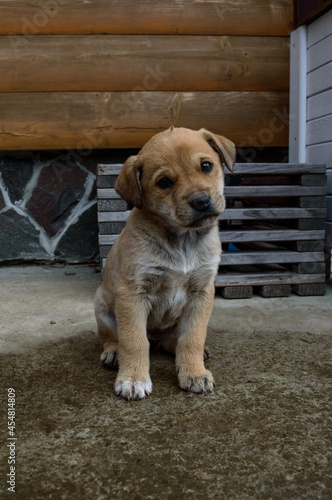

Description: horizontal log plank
[0,0,293,36]
[97,208,327,221]
[98,163,327,176]
[0,91,289,150]
[0,35,290,93]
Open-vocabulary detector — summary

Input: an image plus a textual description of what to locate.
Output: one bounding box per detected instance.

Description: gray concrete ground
[0,264,331,499]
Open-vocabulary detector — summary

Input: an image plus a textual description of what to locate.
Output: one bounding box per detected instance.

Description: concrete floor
[0,264,331,499]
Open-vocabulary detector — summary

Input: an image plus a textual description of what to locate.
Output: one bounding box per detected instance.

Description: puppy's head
[115,127,235,230]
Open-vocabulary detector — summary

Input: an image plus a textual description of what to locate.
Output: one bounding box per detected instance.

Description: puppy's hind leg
[160,329,211,361]
[159,329,178,355]
[94,288,118,369]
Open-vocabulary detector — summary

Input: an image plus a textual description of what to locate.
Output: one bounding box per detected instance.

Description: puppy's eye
[201,161,213,174]
[157,177,173,189]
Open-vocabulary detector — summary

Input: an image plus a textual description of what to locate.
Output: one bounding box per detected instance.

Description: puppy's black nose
[190,195,212,212]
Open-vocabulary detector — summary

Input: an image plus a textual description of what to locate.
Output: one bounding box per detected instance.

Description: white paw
[114,379,152,401]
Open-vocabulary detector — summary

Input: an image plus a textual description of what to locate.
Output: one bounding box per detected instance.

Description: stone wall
[0,149,133,263]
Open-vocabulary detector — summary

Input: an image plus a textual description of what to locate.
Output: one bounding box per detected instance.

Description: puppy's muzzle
[189,195,219,225]
[190,195,212,213]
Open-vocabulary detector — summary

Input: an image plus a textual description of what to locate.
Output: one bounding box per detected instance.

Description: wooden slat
[98,164,123,176]
[98,163,327,176]
[97,185,327,199]
[100,256,327,286]
[0,35,290,93]
[99,235,118,245]
[224,186,327,196]
[99,230,326,245]
[99,256,326,283]
[98,211,131,222]
[0,0,293,36]
[218,229,325,242]
[220,250,325,265]
[97,208,327,222]
[214,272,325,286]
[0,91,289,150]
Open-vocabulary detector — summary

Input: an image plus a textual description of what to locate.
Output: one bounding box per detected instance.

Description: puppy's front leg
[176,285,215,394]
[114,294,152,401]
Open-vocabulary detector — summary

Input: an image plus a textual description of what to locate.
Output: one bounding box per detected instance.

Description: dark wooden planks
[0,0,293,36]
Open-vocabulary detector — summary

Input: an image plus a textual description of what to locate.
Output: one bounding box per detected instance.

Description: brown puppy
[94,127,235,400]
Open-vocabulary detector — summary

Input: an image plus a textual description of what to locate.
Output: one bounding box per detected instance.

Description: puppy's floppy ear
[115,155,143,209]
[201,129,236,173]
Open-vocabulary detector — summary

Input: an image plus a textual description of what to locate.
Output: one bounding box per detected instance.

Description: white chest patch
[147,270,191,330]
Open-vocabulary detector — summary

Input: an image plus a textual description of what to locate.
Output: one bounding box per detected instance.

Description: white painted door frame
[289,25,307,163]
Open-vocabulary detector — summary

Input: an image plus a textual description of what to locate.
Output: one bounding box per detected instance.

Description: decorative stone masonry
[0,150,134,263]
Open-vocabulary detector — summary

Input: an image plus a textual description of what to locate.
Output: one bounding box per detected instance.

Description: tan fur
[94,127,235,400]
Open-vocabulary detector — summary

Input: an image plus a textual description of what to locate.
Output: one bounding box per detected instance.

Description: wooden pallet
[97,163,327,298]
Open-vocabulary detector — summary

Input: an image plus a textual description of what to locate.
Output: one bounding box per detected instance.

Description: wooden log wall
[0,0,293,150]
